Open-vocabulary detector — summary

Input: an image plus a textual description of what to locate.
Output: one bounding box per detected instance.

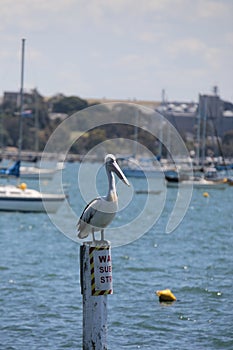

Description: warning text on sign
[93,248,113,293]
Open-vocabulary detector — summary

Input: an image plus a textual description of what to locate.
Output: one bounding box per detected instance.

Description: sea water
[0,162,233,349]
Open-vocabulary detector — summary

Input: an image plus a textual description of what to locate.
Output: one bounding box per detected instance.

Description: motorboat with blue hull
[0,160,63,180]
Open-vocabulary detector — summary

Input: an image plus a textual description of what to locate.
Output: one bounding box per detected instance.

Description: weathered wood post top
[80,241,113,350]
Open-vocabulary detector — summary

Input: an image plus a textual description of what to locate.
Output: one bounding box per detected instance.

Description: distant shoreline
[0,149,101,163]
[86,97,161,110]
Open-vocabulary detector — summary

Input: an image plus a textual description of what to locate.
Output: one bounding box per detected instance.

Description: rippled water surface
[1,163,233,349]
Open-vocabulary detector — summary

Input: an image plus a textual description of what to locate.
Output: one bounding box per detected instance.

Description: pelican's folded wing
[77,198,100,238]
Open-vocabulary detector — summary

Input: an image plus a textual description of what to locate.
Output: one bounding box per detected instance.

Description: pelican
[77,154,130,243]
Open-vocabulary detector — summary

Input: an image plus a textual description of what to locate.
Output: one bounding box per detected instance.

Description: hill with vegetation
[0,91,232,159]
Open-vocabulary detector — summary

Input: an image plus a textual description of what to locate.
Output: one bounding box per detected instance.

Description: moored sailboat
[0,39,66,212]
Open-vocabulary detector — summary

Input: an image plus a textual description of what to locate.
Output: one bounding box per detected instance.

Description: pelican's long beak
[112,160,130,186]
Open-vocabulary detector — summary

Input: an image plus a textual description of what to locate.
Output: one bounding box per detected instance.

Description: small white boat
[167,177,227,189]
[20,162,65,180]
[118,156,177,179]
[0,184,66,212]
[20,166,57,180]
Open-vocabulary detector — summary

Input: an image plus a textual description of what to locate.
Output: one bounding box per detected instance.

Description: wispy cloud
[225,32,233,46]
[0,0,232,101]
[196,0,230,18]
[167,38,206,57]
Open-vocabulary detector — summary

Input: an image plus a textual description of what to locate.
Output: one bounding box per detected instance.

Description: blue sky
[1,0,233,102]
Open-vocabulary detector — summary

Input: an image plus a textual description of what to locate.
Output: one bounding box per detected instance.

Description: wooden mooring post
[80,242,113,350]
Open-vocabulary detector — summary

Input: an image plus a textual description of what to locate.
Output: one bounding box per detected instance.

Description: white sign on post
[89,246,113,295]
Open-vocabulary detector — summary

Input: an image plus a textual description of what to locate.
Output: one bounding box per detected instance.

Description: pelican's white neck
[106,170,117,201]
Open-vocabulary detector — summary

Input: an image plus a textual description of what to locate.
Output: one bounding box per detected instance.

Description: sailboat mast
[34,89,39,154]
[18,38,26,160]
[133,108,139,158]
[196,99,201,167]
[201,98,207,168]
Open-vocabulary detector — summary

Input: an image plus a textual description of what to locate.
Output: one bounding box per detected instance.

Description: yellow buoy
[203,192,209,198]
[19,183,27,191]
[156,289,176,302]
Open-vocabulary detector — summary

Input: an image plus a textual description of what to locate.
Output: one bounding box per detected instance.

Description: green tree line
[0,91,232,158]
